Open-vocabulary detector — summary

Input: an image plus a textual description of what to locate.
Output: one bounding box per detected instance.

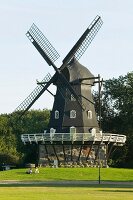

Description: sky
[0,0,133,114]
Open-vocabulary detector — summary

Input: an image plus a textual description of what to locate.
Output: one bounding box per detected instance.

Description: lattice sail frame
[74,16,103,61]
[15,73,52,112]
[26,23,60,64]
[62,15,103,65]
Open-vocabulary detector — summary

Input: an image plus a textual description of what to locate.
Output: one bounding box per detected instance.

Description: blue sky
[0,0,133,114]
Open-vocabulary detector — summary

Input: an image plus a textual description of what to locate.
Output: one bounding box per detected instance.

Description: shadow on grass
[0,182,133,188]
[100,189,133,193]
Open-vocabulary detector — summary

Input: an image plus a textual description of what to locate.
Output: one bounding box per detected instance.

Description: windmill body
[48,58,99,133]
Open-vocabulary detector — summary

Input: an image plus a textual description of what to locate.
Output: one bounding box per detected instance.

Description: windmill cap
[62,58,95,85]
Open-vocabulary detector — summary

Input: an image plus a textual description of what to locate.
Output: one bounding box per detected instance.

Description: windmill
[16,16,126,167]
[15,15,103,132]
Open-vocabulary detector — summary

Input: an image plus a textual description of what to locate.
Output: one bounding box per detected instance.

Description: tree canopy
[98,72,133,167]
[0,109,50,166]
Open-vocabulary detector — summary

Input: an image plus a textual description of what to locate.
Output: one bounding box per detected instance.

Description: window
[55,110,59,119]
[71,94,76,101]
[70,110,76,118]
[70,126,76,134]
[70,126,76,140]
[87,110,92,119]
[50,128,56,133]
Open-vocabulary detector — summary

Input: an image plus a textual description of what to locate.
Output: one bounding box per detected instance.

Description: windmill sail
[26,23,86,110]
[26,23,60,66]
[15,73,52,115]
[61,16,103,69]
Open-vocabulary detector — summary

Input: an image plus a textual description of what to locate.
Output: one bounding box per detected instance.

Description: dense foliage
[0,109,50,166]
[94,72,133,168]
[0,72,132,167]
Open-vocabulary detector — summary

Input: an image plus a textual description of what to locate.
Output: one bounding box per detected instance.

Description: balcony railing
[21,132,126,145]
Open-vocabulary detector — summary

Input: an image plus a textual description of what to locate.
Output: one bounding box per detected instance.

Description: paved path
[0,180,133,186]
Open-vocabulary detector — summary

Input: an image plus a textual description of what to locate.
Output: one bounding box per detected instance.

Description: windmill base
[38,143,108,168]
[21,132,126,168]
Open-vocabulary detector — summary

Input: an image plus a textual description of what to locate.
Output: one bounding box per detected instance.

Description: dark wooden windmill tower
[15,16,126,167]
[48,57,100,134]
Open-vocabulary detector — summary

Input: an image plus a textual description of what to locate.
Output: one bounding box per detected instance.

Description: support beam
[70,144,73,162]
[44,144,51,164]
[86,143,93,161]
[95,142,101,161]
[107,143,114,161]
[52,145,60,165]
[77,145,82,161]
[62,144,67,162]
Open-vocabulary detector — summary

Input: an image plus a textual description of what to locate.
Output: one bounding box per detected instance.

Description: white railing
[21,132,126,145]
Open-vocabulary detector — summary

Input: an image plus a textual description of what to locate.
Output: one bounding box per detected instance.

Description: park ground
[0,167,133,200]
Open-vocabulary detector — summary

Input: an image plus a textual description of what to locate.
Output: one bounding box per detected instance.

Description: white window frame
[55,110,59,119]
[70,110,76,118]
[70,126,76,134]
[87,110,92,119]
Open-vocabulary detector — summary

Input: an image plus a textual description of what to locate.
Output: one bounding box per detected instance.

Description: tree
[96,72,133,167]
[0,114,20,165]
[0,109,50,166]
[9,109,50,165]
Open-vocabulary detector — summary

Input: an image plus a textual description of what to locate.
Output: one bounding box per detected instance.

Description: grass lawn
[0,187,133,200]
[0,167,133,182]
[0,168,133,200]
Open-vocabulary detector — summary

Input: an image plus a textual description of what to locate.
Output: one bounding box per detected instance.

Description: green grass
[0,167,133,182]
[0,168,133,200]
[0,187,133,200]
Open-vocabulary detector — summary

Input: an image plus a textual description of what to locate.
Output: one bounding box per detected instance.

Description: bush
[0,153,19,165]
